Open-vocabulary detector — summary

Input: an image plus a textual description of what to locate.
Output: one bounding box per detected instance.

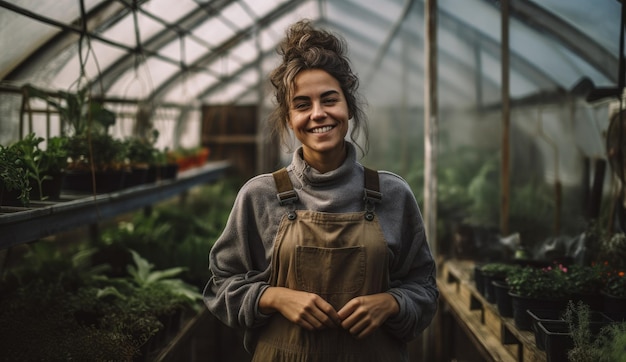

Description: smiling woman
[288,69,350,173]
[202,19,438,362]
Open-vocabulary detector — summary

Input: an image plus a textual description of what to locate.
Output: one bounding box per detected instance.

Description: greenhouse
[1,0,625,361]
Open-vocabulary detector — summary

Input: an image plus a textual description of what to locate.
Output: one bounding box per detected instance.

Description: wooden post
[423,0,438,361]
[424,0,438,256]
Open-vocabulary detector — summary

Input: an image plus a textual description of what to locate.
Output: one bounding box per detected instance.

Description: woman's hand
[337,293,400,339]
[259,287,341,331]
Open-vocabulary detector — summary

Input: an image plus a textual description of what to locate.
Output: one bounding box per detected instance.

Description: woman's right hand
[259,287,341,330]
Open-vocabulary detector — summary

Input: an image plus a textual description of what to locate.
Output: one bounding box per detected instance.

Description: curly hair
[267,19,369,155]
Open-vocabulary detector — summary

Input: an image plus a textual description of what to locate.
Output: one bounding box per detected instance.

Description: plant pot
[493,280,513,317]
[601,290,626,322]
[145,165,158,184]
[158,163,178,180]
[30,172,65,201]
[474,264,485,296]
[529,307,613,351]
[124,166,148,188]
[536,320,573,362]
[571,292,604,312]
[483,275,506,304]
[528,310,564,350]
[536,316,613,362]
[509,292,568,330]
[63,169,126,194]
[0,186,26,206]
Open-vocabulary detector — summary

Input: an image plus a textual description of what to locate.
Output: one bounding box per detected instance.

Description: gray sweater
[203,142,438,351]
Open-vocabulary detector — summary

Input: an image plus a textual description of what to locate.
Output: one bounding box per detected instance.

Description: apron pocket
[295,245,365,295]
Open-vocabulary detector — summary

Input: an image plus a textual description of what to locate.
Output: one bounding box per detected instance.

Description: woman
[204,19,438,361]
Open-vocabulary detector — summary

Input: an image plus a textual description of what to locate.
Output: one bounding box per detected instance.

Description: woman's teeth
[311,126,333,133]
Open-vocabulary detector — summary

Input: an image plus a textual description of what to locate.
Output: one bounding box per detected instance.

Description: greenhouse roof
[1,0,622,109]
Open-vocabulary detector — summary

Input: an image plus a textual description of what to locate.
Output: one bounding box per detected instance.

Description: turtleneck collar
[291,142,358,187]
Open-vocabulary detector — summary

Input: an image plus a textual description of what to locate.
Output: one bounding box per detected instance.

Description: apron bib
[252,168,407,362]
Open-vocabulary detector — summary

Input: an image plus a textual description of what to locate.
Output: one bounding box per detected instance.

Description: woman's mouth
[310,125,334,134]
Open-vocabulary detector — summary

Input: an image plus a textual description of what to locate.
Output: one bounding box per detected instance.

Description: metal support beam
[363,0,415,87]
[501,0,511,235]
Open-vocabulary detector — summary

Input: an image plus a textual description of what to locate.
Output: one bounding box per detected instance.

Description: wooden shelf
[0,161,230,249]
[437,259,546,362]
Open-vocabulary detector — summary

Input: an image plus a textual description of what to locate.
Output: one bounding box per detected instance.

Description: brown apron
[252,168,407,362]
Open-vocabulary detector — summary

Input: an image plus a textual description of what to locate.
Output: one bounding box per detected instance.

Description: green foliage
[566,300,626,362]
[42,135,69,174]
[125,134,159,166]
[13,133,47,183]
[7,133,69,201]
[605,273,626,298]
[0,178,237,359]
[0,280,142,361]
[99,180,237,287]
[480,262,520,279]
[125,249,202,305]
[567,263,608,295]
[598,232,626,269]
[66,132,126,171]
[0,243,203,360]
[507,264,570,299]
[0,142,30,205]
[566,300,598,362]
[595,323,626,362]
[25,85,116,136]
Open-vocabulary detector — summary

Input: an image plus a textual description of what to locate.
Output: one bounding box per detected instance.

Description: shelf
[0,161,231,249]
[437,259,546,362]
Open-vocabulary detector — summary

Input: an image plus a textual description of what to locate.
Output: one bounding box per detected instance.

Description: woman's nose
[311,102,326,120]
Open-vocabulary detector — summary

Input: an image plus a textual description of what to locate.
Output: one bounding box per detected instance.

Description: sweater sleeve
[202,176,278,331]
[378,172,439,342]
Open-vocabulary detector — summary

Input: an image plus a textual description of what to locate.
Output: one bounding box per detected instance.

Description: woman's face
[288,69,350,171]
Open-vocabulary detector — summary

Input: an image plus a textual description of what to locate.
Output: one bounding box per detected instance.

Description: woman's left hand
[337,293,400,339]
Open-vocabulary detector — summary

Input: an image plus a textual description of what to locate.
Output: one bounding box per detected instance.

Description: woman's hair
[267,19,369,155]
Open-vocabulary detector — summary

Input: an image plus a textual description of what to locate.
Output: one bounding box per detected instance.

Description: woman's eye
[323,98,338,105]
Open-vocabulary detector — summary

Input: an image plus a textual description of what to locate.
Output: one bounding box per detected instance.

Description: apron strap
[363,167,382,221]
[272,168,298,206]
[363,167,382,203]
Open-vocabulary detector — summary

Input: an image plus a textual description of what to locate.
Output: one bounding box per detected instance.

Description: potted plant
[25,85,125,194]
[156,147,179,180]
[0,142,30,206]
[63,132,127,193]
[572,263,608,310]
[507,264,571,330]
[602,270,626,321]
[123,130,160,187]
[479,262,520,317]
[13,133,68,201]
[596,232,626,321]
[479,262,519,303]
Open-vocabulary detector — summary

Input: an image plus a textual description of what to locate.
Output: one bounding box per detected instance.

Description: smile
[310,126,334,133]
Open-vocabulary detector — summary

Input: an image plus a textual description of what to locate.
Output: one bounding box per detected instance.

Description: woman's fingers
[268,287,340,330]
